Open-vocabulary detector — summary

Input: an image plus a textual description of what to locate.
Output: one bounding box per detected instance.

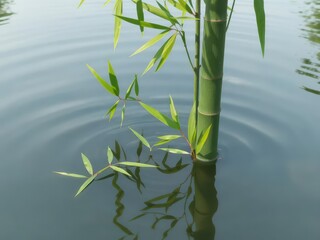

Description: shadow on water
[0,0,14,25]
[101,140,218,240]
[297,0,320,95]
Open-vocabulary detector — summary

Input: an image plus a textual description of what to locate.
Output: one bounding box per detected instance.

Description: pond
[0,0,319,239]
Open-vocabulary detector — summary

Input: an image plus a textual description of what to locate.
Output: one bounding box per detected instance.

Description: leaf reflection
[0,0,14,26]
[98,139,219,239]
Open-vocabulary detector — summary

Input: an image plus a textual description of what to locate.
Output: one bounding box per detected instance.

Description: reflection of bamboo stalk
[193,163,218,240]
[196,0,228,162]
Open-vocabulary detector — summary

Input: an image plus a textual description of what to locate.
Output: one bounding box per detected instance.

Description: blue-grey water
[0,0,319,239]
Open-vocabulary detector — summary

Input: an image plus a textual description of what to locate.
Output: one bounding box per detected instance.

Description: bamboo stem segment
[196,0,228,162]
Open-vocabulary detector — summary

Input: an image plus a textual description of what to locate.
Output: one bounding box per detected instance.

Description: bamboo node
[198,109,221,116]
[204,17,227,23]
[201,74,223,81]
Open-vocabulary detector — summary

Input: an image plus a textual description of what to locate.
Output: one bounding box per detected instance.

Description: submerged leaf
[81,153,93,175]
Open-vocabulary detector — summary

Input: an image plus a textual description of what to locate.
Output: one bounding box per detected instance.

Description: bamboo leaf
[136,0,144,33]
[153,139,171,147]
[187,103,196,148]
[125,79,135,99]
[169,95,179,125]
[139,102,179,129]
[108,61,120,96]
[134,74,139,96]
[156,33,177,71]
[115,15,171,30]
[114,0,123,49]
[120,105,125,126]
[107,147,114,164]
[156,1,179,25]
[129,127,151,150]
[131,30,170,56]
[118,162,157,168]
[105,100,119,121]
[110,165,132,177]
[158,135,181,140]
[132,0,173,21]
[103,0,112,7]
[196,125,212,154]
[87,65,116,96]
[168,0,193,15]
[130,213,146,221]
[75,174,97,197]
[78,0,85,8]
[81,153,93,175]
[159,148,189,155]
[254,0,265,56]
[54,172,87,178]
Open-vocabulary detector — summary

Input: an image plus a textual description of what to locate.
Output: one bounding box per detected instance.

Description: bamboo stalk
[196,0,228,162]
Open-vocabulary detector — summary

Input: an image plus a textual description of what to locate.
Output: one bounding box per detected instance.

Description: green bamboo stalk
[194,0,201,134]
[196,0,228,162]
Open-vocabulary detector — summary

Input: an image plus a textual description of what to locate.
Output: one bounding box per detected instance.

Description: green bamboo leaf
[169,95,179,125]
[125,79,135,99]
[136,0,144,33]
[157,135,181,140]
[110,165,132,177]
[187,103,196,148]
[103,0,112,7]
[156,1,179,25]
[156,33,177,71]
[139,102,179,129]
[168,0,193,15]
[129,127,151,150]
[196,124,212,154]
[107,147,113,164]
[142,42,166,75]
[108,61,120,96]
[75,174,97,197]
[134,74,139,96]
[81,153,93,175]
[254,0,265,56]
[105,100,120,121]
[54,172,87,178]
[114,0,123,49]
[159,148,190,155]
[118,162,157,168]
[120,105,125,126]
[132,0,172,21]
[131,30,170,56]
[153,139,171,147]
[87,65,116,96]
[115,15,171,30]
[78,0,85,8]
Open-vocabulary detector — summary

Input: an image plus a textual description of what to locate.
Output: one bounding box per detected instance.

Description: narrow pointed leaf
[75,174,97,197]
[254,0,265,56]
[158,135,181,140]
[115,15,171,30]
[105,100,120,121]
[187,103,196,148]
[120,105,125,126]
[169,95,179,124]
[107,147,114,164]
[110,165,132,177]
[153,139,171,147]
[156,33,177,71]
[54,172,87,178]
[132,0,172,21]
[114,0,123,49]
[139,102,179,129]
[103,0,112,7]
[156,1,179,25]
[129,127,151,150]
[159,148,190,155]
[118,162,157,168]
[134,74,139,96]
[81,153,93,175]
[131,30,170,56]
[78,0,85,8]
[125,80,135,99]
[87,65,116,96]
[108,61,120,96]
[196,125,212,154]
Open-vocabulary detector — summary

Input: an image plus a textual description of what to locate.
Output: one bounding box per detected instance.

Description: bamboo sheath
[196,0,228,162]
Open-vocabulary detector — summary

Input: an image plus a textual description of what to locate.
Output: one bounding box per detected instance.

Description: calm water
[0,0,319,239]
